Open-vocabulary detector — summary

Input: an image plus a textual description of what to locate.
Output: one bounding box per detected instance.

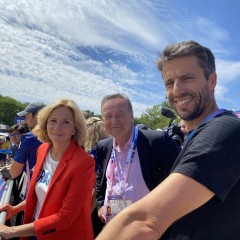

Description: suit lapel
[137,131,149,168]
[136,131,153,190]
[103,139,113,176]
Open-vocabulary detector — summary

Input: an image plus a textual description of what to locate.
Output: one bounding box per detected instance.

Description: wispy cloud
[0,0,239,116]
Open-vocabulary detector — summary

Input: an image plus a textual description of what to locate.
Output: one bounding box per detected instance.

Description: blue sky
[0,0,239,117]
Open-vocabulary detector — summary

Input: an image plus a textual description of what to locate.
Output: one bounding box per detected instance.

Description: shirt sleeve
[14,136,29,164]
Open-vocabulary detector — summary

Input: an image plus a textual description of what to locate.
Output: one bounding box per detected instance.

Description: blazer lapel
[32,143,51,184]
[136,130,153,190]
[137,131,149,169]
[47,141,77,191]
[103,139,113,177]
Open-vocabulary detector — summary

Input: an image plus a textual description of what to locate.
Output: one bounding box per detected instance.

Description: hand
[0,224,12,239]
[98,206,106,223]
[0,204,15,220]
[6,165,11,171]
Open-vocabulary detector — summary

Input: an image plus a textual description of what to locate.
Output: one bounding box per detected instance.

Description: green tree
[135,104,162,130]
[136,101,178,130]
[0,95,28,126]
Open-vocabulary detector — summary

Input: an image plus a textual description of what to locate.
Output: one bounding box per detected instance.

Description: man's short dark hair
[101,93,133,113]
[157,40,216,80]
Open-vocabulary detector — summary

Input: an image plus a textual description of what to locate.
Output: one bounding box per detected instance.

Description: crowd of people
[0,40,239,240]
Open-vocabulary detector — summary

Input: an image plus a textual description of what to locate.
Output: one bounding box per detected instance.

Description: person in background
[84,116,110,237]
[0,135,8,167]
[17,103,46,131]
[96,93,179,233]
[6,123,30,229]
[85,116,110,173]
[179,119,186,135]
[135,123,149,130]
[10,103,45,201]
[7,123,29,162]
[96,41,240,240]
[83,110,91,120]
[178,119,187,145]
[0,98,95,240]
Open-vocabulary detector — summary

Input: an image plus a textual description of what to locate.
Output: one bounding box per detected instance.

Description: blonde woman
[0,99,95,240]
[84,117,110,237]
[85,117,110,159]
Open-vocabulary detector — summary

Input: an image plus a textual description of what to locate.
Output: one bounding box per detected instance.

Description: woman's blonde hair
[32,99,87,147]
[84,117,110,152]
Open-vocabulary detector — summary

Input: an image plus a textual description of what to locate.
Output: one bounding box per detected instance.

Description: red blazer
[22,140,95,240]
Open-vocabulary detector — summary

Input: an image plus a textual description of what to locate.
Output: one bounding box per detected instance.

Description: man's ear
[131,111,134,121]
[208,72,217,92]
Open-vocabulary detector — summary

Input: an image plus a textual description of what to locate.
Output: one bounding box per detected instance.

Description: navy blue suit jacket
[96,129,180,210]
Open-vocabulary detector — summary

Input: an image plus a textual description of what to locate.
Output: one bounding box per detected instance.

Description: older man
[95,93,179,234]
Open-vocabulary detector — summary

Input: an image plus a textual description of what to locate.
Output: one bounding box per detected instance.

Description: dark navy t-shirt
[161,113,240,240]
[14,132,42,171]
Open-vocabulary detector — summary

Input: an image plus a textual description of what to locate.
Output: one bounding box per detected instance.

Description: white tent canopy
[0,124,9,133]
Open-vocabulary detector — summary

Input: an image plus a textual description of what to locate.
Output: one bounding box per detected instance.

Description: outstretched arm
[0,223,35,239]
[0,200,26,220]
[96,173,214,240]
[0,200,33,239]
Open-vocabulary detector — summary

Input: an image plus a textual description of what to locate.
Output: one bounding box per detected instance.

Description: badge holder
[105,195,132,223]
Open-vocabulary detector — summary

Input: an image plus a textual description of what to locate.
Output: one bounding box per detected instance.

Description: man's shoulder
[22,132,33,137]
[19,133,42,151]
[138,129,167,139]
[21,132,35,141]
[97,137,113,148]
[206,112,240,130]
[191,113,240,145]
[21,132,41,144]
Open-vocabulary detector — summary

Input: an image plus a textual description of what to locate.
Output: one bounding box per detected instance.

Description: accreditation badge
[105,195,132,223]
[19,171,28,200]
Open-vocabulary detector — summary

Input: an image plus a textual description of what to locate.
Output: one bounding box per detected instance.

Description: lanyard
[184,109,225,146]
[109,127,138,195]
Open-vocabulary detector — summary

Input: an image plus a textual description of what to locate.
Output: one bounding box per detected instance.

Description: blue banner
[0,149,11,154]
[0,177,6,200]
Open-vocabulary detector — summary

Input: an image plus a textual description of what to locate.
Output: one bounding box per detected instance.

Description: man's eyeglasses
[9,132,21,138]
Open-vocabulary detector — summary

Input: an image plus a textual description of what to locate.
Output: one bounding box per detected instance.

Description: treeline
[0,95,177,130]
[0,95,29,126]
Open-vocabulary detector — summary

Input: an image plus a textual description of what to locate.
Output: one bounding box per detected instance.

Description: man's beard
[170,86,211,121]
